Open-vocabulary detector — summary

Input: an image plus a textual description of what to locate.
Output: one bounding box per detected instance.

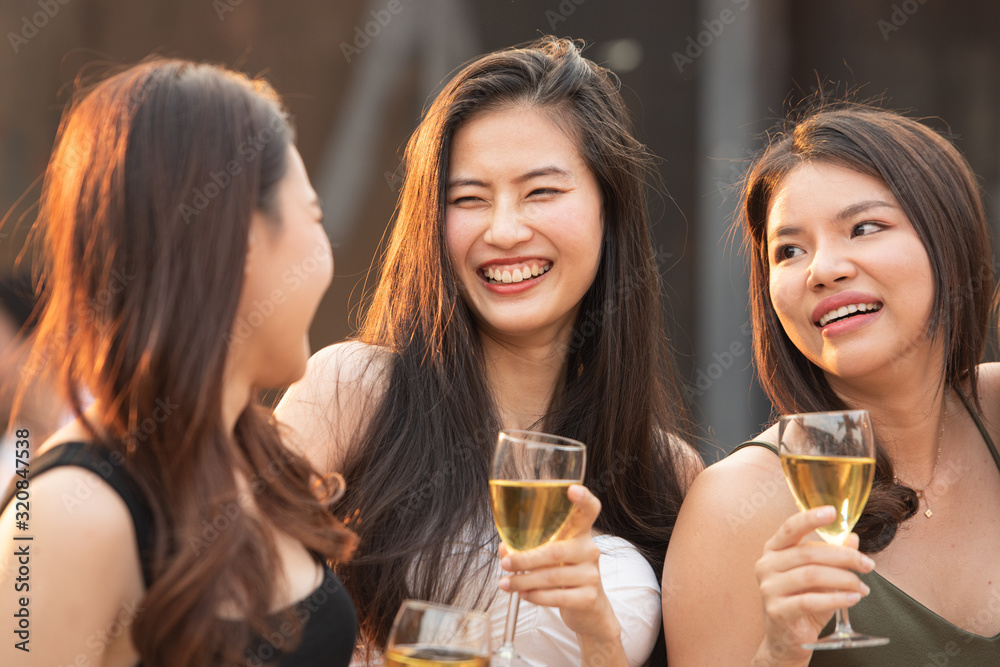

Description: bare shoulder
[274,341,394,474]
[671,433,790,552]
[663,431,796,666]
[974,362,1000,441]
[1,468,143,664]
[2,466,141,562]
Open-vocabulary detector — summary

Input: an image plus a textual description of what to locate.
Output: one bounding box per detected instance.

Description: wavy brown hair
[334,37,696,665]
[741,104,993,552]
[26,59,355,665]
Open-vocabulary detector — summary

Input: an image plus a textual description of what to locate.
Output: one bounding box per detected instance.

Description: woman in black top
[0,59,356,666]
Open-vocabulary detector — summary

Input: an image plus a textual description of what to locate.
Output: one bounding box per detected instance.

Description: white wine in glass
[778,409,889,650]
[384,600,490,666]
[489,430,586,667]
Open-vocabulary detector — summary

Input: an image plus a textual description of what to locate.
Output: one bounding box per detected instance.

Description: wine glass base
[803,632,890,650]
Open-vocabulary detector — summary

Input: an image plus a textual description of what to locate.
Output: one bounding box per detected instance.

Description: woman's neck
[827,354,949,482]
[480,332,568,431]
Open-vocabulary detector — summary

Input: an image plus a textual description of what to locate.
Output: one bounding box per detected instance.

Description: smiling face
[766,161,938,384]
[444,106,604,344]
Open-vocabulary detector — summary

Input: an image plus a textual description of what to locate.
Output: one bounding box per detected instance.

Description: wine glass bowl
[384,600,490,666]
[777,409,889,650]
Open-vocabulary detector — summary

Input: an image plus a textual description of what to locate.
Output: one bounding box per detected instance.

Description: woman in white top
[275,37,701,666]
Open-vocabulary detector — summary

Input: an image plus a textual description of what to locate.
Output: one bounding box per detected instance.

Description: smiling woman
[0,59,356,667]
[444,105,603,348]
[275,36,702,667]
[663,104,1000,666]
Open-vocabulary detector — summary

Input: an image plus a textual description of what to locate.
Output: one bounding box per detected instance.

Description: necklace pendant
[925,508,934,518]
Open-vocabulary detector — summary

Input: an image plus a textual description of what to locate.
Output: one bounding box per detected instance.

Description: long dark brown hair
[27,59,355,665]
[334,37,696,663]
[741,104,992,552]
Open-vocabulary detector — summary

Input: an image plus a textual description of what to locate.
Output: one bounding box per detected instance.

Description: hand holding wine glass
[488,430,586,666]
[498,483,622,644]
[757,409,888,654]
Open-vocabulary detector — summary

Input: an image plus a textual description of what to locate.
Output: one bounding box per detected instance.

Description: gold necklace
[894,398,947,518]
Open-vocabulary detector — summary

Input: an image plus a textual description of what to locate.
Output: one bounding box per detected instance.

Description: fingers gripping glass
[779,410,889,650]
[385,600,491,666]
[488,430,586,667]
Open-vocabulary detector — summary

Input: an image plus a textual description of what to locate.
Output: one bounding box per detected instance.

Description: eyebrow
[767,225,802,244]
[767,199,896,243]
[447,166,572,189]
[837,199,894,220]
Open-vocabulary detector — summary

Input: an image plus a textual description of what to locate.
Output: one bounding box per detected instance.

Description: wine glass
[489,430,586,667]
[778,409,889,649]
[384,600,491,666]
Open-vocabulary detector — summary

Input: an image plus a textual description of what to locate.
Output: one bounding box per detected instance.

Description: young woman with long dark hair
[663,105,1000,665]
[276,37,701,666]
[0,59,357,666]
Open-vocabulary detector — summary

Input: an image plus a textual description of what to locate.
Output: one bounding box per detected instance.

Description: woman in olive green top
[663,105,1000,665]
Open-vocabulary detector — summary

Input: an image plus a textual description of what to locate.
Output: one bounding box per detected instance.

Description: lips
[479,258,552,285]
[811,291,884,328]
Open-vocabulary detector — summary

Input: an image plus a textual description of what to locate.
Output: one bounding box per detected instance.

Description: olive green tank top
[730,392,1000,665]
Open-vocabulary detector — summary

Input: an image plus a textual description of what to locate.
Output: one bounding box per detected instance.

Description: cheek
[444,214,475,274]
[768,273,798,333]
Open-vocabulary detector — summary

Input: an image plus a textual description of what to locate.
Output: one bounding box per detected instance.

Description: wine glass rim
[499,429,586,450]
[778,409,871,421]
[395,599,490,622]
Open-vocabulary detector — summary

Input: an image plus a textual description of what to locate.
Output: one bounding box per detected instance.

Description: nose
[483,200,532,248]
[806,239,856,290]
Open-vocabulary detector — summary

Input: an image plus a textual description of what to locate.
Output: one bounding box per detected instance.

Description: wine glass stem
[497,589,521,656]
[835,606,853,636]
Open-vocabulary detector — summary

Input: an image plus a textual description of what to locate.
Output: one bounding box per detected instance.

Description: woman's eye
[852,221,883,237]
[528,188,560,197]
[450,196,482,205]
[774,245,803,262]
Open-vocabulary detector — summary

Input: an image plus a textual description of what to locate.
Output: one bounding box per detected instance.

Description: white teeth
[818,302,881,327]
[482,262,552,284]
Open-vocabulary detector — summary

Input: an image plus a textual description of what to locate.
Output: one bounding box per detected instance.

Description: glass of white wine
[384,600,491,666]
[778,409,889,650]
[489,430,586,667]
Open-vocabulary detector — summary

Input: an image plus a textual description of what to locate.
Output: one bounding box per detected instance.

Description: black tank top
[2,441,357,666]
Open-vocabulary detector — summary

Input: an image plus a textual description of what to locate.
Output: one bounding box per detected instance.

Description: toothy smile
[482,262,552,284]
[816,302,883,327]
